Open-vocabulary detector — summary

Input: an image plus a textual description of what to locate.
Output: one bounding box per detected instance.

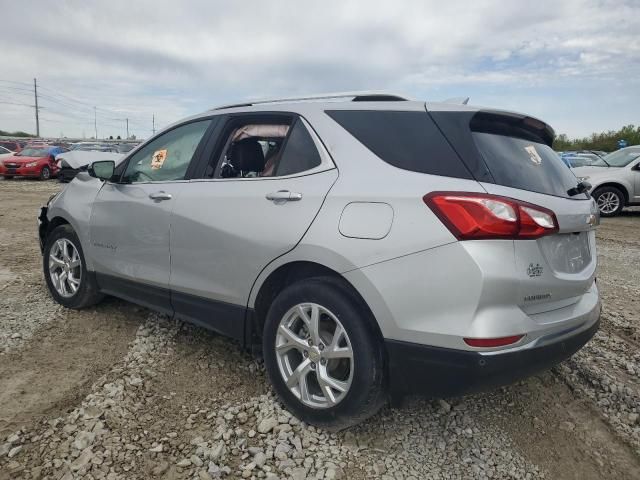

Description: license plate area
[539,231,592,274]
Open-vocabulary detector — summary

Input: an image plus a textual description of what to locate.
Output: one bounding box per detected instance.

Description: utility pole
[94,106,97,139]
[152,114,156,135]
[126,118,129,139]
[33,78,40,137]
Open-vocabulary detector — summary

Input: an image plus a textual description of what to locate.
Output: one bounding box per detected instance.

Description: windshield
[17,148,49,157]
[603,147,640,167]
[562,154,608,168]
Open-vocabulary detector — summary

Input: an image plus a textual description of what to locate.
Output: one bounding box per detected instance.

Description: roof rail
[211,91,410,110]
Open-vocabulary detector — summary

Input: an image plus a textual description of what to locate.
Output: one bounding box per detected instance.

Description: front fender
[589,176,633,201]
[46,173,104,271]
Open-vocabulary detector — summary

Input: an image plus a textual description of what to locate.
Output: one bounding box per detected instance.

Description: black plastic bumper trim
[385,318,599,402]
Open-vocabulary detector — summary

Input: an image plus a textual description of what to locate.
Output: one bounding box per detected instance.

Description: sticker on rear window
[524,145,542,166]
[151,149,167,169]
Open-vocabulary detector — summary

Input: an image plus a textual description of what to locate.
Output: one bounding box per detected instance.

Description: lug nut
[310,362,316,370]
[308,339,313,346]
[320,359,327,366]
[303,350,308,357]
[318,343,325,350]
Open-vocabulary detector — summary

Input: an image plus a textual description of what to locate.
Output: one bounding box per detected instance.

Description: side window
[274,120,322,176]
[122,120,211,183]
[209,117,322,179]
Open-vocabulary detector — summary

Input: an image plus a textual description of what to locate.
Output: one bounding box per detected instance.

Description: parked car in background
[56,149,123,182]
[38,92,600,428]
[0,140,24,153]
[561,152,605,168]
[0,145,66,179]
[0,145,15,159]
[116,143,139,154]
[573,146,640,216]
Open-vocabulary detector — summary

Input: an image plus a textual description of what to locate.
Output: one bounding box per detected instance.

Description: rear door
[431,109,598,313]
[168,114,337,334]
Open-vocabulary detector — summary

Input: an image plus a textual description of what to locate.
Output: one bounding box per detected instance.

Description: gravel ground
[0,179,639,480]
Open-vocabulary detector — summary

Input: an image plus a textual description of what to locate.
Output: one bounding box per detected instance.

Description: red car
[0,146,65,180]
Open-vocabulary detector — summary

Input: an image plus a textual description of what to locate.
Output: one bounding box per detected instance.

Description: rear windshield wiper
[567,180,591,196]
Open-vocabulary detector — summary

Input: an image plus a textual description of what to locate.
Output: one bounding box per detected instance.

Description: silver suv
[572,146,640,216]
[38,93,601,429]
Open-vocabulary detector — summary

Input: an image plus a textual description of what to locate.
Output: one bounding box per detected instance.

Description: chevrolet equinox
[38,92,601,429]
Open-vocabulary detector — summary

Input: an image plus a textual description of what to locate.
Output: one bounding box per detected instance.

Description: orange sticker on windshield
[151,149,167,169]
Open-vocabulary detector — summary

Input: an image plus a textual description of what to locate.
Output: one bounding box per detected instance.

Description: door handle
[266,190,303,202]
[149,191,172,201]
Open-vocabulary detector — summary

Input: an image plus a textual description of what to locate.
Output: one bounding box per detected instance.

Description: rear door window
[326,110,472,179]
[274,120,322,176]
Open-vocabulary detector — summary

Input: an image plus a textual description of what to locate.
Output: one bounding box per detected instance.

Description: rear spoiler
[470,111,555,147]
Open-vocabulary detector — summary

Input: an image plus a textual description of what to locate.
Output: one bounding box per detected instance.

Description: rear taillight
[464,334,525,348]
[423,192,558,240]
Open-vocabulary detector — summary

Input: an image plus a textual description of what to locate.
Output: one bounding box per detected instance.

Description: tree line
[0,129,35,138]
[553,124,640,152]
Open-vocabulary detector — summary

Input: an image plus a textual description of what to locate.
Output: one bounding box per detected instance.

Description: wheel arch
[250,260,385,346]
[39,215,70,250]
[592,182,630,204]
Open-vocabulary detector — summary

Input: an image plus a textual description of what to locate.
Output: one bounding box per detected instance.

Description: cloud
[0,0,638,138]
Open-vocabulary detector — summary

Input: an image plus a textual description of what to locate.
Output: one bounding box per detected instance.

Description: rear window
[471,132,580,198]
[326,110,472,179]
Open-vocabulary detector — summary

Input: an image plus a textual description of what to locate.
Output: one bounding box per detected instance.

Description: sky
[0,0,639,140]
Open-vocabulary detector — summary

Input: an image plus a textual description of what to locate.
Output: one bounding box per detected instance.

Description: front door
[169,115,337,335]
[89,119,212,313]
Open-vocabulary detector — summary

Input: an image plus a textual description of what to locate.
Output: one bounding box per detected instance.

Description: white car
[56,150,123,183]
[0,145,15,160]
[573,146,640,216]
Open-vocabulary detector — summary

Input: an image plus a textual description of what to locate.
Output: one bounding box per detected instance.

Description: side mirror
[88,160,115,181]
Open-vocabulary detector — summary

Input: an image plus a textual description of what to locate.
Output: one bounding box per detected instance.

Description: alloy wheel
[597,191,620,214]
[49,238,82,297]
[275,303,354,409]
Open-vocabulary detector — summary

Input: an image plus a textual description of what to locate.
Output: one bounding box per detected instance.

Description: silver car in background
[573,146,640,216]
[37,93,601,429]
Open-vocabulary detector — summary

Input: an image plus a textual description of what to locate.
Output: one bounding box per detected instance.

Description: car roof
[158,91,550,140]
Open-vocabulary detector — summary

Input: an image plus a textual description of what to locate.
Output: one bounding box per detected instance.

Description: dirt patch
[0,299,144,438]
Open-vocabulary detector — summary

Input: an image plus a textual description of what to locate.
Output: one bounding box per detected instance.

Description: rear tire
[263,277,386,430]
[593,186,624,217]
[40,166,51,180]
[43,225,104,309]
[3,176,13,179]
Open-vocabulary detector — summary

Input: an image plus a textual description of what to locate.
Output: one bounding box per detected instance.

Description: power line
[0,78,158,136]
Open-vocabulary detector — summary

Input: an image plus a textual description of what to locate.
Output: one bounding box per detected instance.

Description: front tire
[3,175,14,179]
[263,277,386,430]
[593,186,624,217]
[43,225,104,309]
[40,166,51,180]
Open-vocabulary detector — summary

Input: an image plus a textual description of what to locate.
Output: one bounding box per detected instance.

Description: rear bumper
[385,313,599,402]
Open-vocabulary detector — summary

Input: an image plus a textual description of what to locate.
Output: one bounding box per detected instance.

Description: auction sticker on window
[524,145,542,165]
[151,149,167,169]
